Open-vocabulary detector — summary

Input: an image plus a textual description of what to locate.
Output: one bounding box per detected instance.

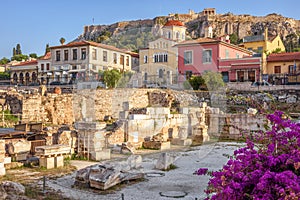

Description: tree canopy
[201,70,225,91]
[102,69,122,88]
[0,57,10,65]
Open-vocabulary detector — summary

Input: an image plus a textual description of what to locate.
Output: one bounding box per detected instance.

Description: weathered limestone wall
[206,109,266,140]
[74,89,151,121]
[21,93,74,125]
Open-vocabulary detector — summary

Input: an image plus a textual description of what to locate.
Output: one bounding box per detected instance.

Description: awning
[67,69,86,73]
[47,72,52,75]
[55,72,61,75]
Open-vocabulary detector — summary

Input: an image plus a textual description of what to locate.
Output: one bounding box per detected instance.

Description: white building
[50,40,132,83]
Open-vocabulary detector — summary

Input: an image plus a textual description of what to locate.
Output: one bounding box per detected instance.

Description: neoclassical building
[139,20,186,86]
[10,59,38,85]
[50,40,132,83]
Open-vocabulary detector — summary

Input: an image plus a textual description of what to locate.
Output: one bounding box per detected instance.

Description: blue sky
[0,0,299,59]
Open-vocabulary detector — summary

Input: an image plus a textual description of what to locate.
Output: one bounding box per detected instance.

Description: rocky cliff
[78,9,300,50]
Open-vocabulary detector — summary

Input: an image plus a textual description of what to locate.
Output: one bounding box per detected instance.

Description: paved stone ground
[43,142,245,200]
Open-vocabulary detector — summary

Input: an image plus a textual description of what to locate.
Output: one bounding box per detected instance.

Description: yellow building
[139,20,186,86]
[266,52,300,84]
[240,28,285,74]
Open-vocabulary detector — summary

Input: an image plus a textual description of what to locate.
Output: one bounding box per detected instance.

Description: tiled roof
[50,40,132,54]
[12,60,38,67]
[267,52,300,62]
[39,52,51,60]
[176,37,252,54]
[164,20,184,27]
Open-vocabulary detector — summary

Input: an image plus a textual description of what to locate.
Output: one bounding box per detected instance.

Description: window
[126,56,129,66]
[289,65,296,74]
[274,66,281,74]
[176,32,179,39]
[144,55,148,63]
[46,63,50,70]
[81,48,86,60]
[64,50,68,61]
[203,49,212,63]
[103,51,107,62]
[92,48,97,60]
[225,49,229,59]
[113,53,117,64]
[81,65,86,69]
[73,49,77,60]
[72,65,77,70]
[248,48,253,51]
[158,69,164,78]
[120,55,124,65]
[154,53,168,63]
[184,51,193,65]
[248,71,255,82]
[56,50,61,61]
[41,64,44,71]
[257,47,263,53]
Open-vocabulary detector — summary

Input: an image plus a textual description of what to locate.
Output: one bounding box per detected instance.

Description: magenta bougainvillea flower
[196,111,300,200]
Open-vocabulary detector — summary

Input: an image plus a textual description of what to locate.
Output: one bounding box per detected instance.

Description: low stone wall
[206,109,266,140]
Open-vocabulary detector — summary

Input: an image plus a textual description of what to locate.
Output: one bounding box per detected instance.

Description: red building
[176,37,261,82]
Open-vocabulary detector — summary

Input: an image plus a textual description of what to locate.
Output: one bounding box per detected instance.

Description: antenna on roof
[92,18,94,24]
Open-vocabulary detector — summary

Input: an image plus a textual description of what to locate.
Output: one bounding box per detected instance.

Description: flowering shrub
[196,111,300,200]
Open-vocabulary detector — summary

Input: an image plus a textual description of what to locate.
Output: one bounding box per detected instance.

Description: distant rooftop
[243,35,265,43]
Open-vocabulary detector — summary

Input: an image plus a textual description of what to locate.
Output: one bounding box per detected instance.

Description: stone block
[4,157,11,164]
[179,107,189,114]
[90,149,111,161]
[15,152,28,161]
[39,157,55,169]
[143,141,170,150]
[0,163,5,176]
[54,156,64,168]
[171,138,192,146]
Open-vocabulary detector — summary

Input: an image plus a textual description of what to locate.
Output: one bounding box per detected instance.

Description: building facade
[10,59,38,85]
[38,52,51,84]
[266,52,300,84]
[139,20,186,86]
[176,37,253,81]
[240,28,286,74]
[50,40,132,84]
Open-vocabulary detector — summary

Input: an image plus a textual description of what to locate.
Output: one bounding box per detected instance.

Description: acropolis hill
[79,8,300,46]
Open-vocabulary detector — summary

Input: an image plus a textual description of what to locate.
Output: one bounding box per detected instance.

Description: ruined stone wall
[21,93,74,125]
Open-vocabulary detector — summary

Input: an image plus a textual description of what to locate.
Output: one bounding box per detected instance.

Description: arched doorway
[13,73,18,84]
[19,73,24,85]
[32,72,37,83]
[25,72,30,85]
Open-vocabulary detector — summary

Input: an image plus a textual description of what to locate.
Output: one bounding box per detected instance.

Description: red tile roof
[39,52,51,60]
[12,60,38,67]
[164,20,184,27]
[176,37,252,54]
[267,52,300,62]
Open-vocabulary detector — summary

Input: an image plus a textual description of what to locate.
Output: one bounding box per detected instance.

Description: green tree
[201,71,225,91]
[0,57,10,65]
[188,75,207,90]
[60,37,66,45]
[11,54,29,61]
[0,72,10,80]
[45,43,50,54]
[16,43,22,55]
[103,69,122,88]
[229,33,239,45]
[12,47,16,56]
[116,71,134,88]
[29,53,37,58]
